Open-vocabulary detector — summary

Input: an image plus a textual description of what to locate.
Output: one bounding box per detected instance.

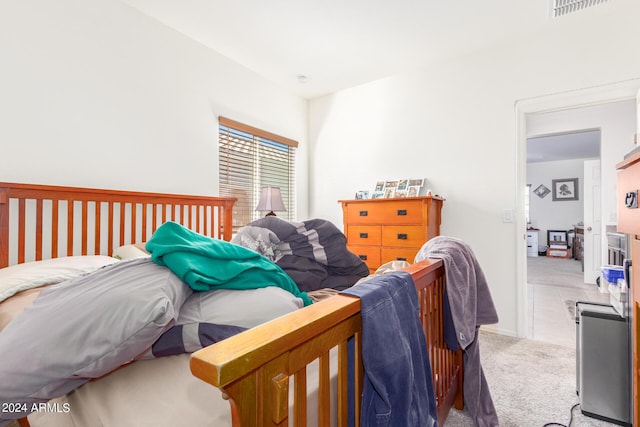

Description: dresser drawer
[348,245,381,268]
[340,196,443,272]
[381,225,426,247]
[381,247,419,264]
[347,226,382,246]
[344,200,424,225]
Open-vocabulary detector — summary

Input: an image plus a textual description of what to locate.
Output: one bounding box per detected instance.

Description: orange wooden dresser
[616,149,640,427]
[339,196,444,272]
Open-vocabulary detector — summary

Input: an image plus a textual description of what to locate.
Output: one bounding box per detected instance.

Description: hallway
[527,255,609,347]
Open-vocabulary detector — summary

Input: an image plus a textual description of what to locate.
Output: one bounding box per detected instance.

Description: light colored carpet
[443,331,617,427]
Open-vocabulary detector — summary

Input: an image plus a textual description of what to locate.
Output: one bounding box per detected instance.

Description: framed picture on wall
[552,178,579,201]
[533,184,550,199]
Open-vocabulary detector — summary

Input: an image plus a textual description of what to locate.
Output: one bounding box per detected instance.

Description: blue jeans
[343,272,438,427]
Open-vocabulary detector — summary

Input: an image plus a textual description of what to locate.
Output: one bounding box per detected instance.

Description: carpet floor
[443,331,617,426]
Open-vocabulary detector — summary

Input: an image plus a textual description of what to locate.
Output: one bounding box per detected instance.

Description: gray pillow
[0,258,191,422]
[176,287,304,329]
[135,284,304,360]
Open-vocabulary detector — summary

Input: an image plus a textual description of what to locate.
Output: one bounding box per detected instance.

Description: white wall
[527,159,587,246]
[0,0,310,218]
[308,1,640,336]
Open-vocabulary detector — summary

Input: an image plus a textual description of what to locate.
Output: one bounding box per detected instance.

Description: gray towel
[415,236,499,427]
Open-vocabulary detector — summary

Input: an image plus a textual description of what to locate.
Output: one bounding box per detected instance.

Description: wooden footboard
[190,259,464,426]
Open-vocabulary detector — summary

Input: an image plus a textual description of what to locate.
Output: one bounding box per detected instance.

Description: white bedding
[27,351,338,427]
[27,354,231,427]
[0,256,118,304]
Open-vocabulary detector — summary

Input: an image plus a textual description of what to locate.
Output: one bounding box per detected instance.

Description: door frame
[514,79,639,338]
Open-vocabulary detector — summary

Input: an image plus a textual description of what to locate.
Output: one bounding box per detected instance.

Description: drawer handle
[359,232,369,238]
[359,210,368,217]
[396,209,407,216]
[396,257,407,261]
[397,233,408,240]
[359,255,368,260]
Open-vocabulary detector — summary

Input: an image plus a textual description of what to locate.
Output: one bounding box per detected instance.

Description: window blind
[551,0,608,17]
[218,117,297,231]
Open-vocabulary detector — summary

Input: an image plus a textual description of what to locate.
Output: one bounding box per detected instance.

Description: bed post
[222,199,235,241]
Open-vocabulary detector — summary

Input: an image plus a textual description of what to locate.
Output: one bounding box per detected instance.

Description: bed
[0,182,463,426]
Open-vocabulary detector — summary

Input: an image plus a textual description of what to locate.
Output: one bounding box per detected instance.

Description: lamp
[255,186,286,217]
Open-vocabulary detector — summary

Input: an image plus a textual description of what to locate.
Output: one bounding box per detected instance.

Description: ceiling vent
[551,0,609,17]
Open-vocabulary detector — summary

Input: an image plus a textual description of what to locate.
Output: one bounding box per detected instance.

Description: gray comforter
[232,217,369,291]
[0,259,254,425]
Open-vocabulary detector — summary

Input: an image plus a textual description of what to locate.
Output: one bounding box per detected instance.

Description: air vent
[551,0,609,17]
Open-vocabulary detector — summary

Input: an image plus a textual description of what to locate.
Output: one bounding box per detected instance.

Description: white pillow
[0,256,118,303]
[177,287,304,329]
[112,244,150,260]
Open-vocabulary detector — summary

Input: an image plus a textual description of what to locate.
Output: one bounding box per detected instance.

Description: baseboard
[479,324,517,337]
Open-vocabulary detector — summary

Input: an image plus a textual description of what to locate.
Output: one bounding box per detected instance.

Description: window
[550,0,608,17]
[218,117,297,231]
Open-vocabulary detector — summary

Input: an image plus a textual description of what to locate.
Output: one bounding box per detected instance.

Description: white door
[583,159,601,284]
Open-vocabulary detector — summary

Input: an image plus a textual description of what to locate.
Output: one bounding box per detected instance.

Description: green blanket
[146,222,311,306]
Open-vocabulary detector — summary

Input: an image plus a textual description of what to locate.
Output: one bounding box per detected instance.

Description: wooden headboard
[0,182,236,268]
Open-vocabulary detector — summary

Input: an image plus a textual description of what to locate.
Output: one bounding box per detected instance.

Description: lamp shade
[256,186,286,216]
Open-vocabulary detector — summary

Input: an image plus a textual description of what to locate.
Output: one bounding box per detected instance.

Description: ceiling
[120,0,554,99]
[527,130,601,163]
[118,1,608,162]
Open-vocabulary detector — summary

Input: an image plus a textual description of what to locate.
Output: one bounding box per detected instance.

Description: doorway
[526,129,600,281]
[525,128,602,345]
[515,81,639,340]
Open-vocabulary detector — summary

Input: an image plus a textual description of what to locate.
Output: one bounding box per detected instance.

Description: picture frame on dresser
[383,180,398,198]
[547,230,568,245]
[408,179,424,196]
[383,187,395,198]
